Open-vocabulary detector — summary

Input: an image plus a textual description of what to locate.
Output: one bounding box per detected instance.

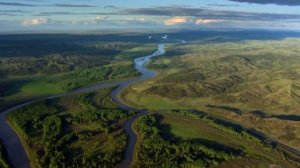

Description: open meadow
[132,111,298,167]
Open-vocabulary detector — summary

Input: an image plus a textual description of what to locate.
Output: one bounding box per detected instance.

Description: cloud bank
[123,6,300,21]
[0,2,37,7]
[229,0,300,6]
[0,2,96,7]
[53,4,96,8]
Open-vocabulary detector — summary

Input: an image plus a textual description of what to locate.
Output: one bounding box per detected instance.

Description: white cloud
[164,16,188,26]
[93,15,108,21]
[195,19,223,25]
[22,18,49,26]
[124,18,145,22]
[92,15,108,23]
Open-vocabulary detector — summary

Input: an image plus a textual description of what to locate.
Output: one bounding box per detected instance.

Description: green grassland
[0,41,155,111]
[7,87,135,168]
[133,111,297,168]
[0,62,138,111]
[121,38,300,150]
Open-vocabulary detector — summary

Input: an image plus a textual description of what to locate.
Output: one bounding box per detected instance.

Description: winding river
[113,44,165,168]
[0,44,165,168]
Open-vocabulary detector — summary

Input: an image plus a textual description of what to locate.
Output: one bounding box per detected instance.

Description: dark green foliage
[176,110,261,143]
[67,92,130,134]
[58,67,110,91]
[204,116,261,143]
[71,92,129,121]
[8,103,64,167]
[57,65,138,91]
[134,114,242,167]
[8,88,132,168]
[109,65,139,79]
[7,101,59,135]
[69,109,127,123]
[42,116,62,146]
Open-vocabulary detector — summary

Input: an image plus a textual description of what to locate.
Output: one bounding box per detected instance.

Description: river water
[112,44,165,168]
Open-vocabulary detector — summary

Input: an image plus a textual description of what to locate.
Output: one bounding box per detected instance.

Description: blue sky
[1,0,300,32]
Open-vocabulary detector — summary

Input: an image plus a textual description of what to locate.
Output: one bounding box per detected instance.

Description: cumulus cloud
[91,15,108,23]
[22,18,49,26]
[195,19,223,25]
[93,15,108,21]
[164,16,188,26]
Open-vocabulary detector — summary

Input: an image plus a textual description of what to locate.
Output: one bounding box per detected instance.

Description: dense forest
[7,87,134,168]
[56,64,139,91]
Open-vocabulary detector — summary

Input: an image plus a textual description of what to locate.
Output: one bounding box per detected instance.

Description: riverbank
[0,44,165,168]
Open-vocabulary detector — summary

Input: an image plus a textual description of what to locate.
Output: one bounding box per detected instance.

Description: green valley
[121,38,300,150]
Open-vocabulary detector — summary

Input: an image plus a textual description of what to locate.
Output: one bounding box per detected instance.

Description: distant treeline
[57,64,139,91]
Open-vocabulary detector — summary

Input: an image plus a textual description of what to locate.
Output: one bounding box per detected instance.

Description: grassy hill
[120,38,300,150]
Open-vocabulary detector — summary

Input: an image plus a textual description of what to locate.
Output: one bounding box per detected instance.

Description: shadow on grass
[250,110,300,121]
[155,113,244,156]
[272,115,300,121]
[206,104,242,115]
[0,80,27,97]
